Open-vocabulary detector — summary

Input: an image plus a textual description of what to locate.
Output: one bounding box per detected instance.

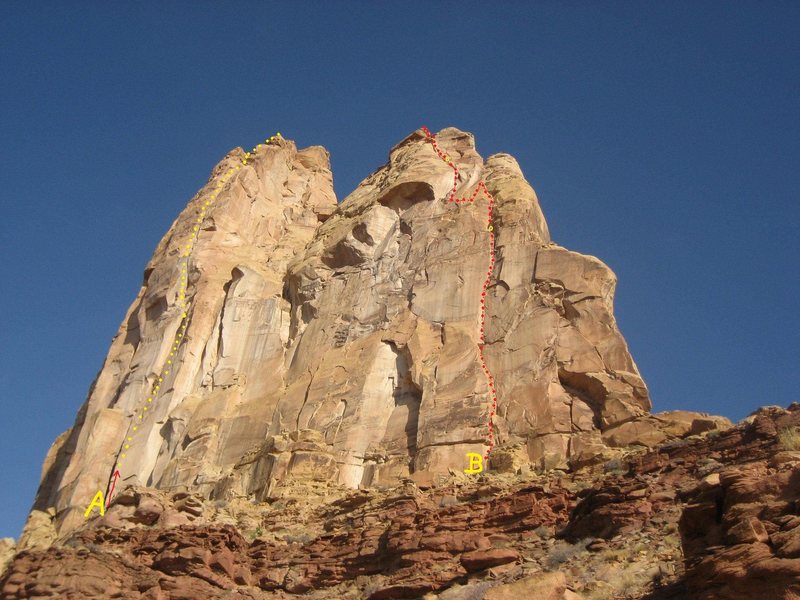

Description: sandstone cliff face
[25,127,650,542]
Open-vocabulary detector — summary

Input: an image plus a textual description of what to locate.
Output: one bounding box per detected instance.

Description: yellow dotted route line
[112,133,283,474]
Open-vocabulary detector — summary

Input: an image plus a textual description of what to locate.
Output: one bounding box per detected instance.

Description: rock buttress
[24,127,650,544]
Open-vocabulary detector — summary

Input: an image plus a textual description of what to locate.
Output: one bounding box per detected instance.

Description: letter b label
[464,453,483,474]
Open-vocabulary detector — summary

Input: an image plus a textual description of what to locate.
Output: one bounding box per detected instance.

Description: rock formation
[23,127,655,543]
[9,401,797,599]
[0,541,13,583]
[8,126,794,599]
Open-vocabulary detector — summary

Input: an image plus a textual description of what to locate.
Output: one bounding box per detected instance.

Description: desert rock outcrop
[26,127,650,543]
[4,401,769,599]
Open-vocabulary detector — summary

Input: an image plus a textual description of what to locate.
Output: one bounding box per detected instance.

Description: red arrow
[106,469,121,508]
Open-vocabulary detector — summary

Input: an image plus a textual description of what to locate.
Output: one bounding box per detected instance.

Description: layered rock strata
[4,401,772,599]
[25,127,650,543]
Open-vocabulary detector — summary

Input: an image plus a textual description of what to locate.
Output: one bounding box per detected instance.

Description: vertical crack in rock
[213,275,236,385]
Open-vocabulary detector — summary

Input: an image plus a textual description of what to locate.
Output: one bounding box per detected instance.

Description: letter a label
[464,453,483,474]
[84,490,106,518]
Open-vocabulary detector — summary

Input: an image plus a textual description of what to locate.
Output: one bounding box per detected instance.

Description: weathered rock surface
[4,479,577,599]
[24,127,658,543]
[7,404,788,599]
[5,126,785,599]
[679,405,800,599]
[0,540,14,580]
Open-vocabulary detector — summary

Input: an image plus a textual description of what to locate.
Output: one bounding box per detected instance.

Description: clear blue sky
[1,2,798,539]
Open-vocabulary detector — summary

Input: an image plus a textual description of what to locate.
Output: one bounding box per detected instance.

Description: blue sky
[1,2,798,538]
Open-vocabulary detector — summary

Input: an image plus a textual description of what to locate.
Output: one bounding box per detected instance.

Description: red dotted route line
[421,126,498,465]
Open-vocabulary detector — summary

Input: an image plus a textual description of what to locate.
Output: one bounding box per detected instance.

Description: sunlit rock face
[25,127,649,541]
